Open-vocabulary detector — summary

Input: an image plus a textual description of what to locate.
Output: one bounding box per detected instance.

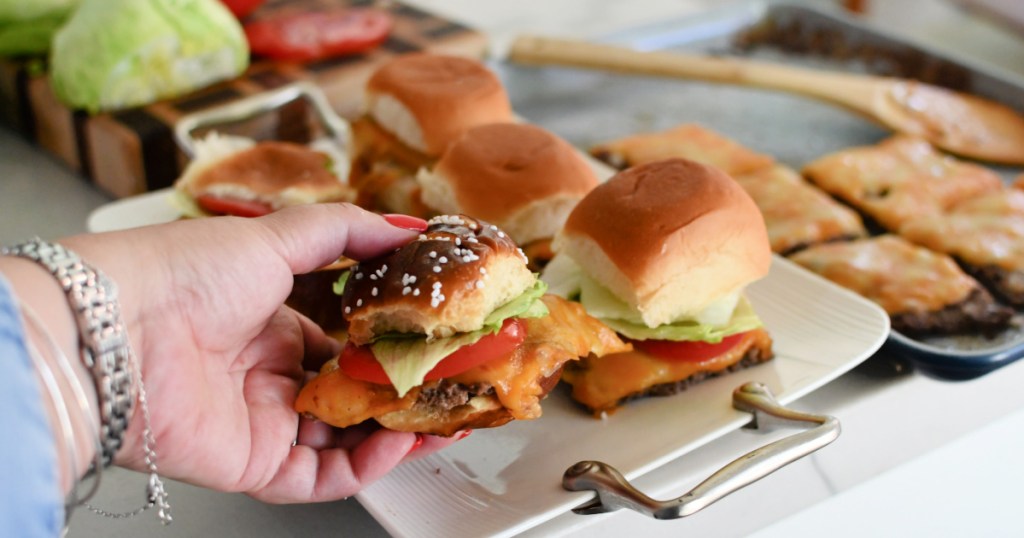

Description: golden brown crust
[589,123,774,176]
[733,164,867,254]
[801,136,1002,231]
[788,235,979,315]
[366,53,514,155]
[430,123,598,222]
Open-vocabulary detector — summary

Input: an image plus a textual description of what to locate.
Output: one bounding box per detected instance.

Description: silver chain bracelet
[2,238,171,525]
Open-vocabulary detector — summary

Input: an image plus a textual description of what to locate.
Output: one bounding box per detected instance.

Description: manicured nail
[406,433,425,456]
[384,214,428,231]
[455,430,472,440]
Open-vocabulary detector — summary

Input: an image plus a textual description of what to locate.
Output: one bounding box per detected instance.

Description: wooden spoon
[508,35,1024,166]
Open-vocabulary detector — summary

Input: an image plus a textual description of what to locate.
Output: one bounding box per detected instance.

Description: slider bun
[419,122,599,245]
[365,53,514,156]
[175,133,350,207]
[343,215,534,345]
[554,158,771,327]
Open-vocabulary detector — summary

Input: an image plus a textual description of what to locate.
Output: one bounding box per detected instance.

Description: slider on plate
[542,158,775,415]
[172,132,353,218]
[417,122,600,269]
[350,53,515,216]
[295,215,628,436]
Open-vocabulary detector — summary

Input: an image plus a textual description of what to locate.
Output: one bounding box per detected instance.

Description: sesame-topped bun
[554,158,771,327]
[343,214,535,345]
[365,53,514,156]
[417,123,600,246]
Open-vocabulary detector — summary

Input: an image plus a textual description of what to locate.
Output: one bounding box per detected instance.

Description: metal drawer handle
[563,382,840,519]
[174,81,351,158]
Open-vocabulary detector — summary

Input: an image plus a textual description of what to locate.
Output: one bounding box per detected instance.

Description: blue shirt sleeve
[0,275,63,537]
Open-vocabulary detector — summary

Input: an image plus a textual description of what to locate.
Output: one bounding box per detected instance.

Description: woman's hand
[64,203,457,502]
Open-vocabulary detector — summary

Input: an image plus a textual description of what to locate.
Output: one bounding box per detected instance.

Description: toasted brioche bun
[365,53,514,156]
[174,133,351,213]
[343,214,534,345]
[417,122,599,245]
[554,158,771,327]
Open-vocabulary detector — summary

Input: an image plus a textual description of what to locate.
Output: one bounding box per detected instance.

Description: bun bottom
[376,395,514,437]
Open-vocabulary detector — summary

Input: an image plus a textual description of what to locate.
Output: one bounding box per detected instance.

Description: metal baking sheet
[492,0,1024,379]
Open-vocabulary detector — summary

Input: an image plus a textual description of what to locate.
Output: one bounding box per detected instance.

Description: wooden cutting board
[0,0,489,198]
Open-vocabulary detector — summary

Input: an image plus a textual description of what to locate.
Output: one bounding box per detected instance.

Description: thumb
[257,203,421,275]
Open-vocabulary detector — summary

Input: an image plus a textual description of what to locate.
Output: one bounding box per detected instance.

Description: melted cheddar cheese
[294,295,629,429]
[789,235,978,314]
[802,136,1002,231]
[899,189,1024,271]
[561,328,774,415]
[589,124,774,176]
[734,165,866,253]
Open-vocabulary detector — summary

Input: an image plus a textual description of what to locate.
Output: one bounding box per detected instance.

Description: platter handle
[563,382,840,519]
[173,81,351,158]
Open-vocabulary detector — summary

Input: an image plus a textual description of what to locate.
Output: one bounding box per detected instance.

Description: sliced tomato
[220,0,265,19]
[631,332,748,363]
[244,8,393,63]
[338,318,526,385]
[195,194,273,218]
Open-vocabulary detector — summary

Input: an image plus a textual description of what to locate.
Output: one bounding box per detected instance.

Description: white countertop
[6,1,1024,536]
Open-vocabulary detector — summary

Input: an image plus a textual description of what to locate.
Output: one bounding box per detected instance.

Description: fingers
[248,428,421,503]
[294,308,342,371]
[257,203,421,275]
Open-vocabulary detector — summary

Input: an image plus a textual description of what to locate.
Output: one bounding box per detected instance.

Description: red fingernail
[455,430,472,440]
[406,433,425,456]
[384,214,428,231]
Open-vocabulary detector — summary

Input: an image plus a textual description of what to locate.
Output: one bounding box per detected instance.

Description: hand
[64,203,458,502]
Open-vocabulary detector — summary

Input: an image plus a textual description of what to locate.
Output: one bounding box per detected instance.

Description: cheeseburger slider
[417,122,601,268]
[173,132,352,218]
[350,53,515,216]
[542,158,775,415]
[295,215,628,436]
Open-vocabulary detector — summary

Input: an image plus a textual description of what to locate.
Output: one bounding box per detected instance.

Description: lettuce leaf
[601,296,762,343]
[541,253,762,343]
[369,278,548,396]
[50,0,248,112]
[332,271,350,296]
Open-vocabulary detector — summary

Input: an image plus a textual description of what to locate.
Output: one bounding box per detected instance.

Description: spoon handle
[508,35,881,116]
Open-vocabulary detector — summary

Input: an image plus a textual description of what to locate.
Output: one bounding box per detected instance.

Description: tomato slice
[631,332,747,363]
[338,318,526,385]
[244,8,393,62]
[195,194,273,218]
[220,0,265,19]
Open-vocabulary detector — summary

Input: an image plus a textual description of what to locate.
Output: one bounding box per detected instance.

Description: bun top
[365,53,514,156]
[419,123,599,244]
[175,137,350,208]
[555,158,771,327]
[343,215,535,345]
